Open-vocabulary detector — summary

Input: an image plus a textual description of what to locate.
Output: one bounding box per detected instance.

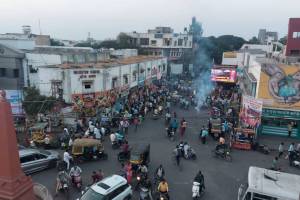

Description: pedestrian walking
[180,118,187,138]
[174,146,181,166]
[124,119,129,134]
[201,126,208,144]
[288,122,292,137]
[271,157,279,171]
[133,117,139,132]
[63,149,72,170]
[278,142,284,158]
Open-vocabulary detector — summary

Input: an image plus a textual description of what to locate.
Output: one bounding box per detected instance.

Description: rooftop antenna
[38,19,42,35]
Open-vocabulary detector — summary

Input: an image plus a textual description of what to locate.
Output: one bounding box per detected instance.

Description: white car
[80,175,132,200]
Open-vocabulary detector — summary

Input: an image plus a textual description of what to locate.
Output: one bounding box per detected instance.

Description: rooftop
[237,48,266,54]
[43,55,165,69]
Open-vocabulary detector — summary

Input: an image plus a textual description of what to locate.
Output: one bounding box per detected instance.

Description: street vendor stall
[230,128,255,150]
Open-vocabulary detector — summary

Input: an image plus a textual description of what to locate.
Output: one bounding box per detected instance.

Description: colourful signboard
[240,95,263,128]
[211,68,237,83]
[5,90,24,116]
[258,63,300,110]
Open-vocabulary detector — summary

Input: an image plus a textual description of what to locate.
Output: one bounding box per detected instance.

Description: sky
[0,0,299,41]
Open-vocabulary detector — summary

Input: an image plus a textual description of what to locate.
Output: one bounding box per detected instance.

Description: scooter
[58,179,70,199]
[192,182,204,199]
[184,147,197,160]
[159,192,169,200]
[140,186,151,200]
[72,175,82,190]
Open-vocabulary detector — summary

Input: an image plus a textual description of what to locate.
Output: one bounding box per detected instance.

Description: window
[174,41,177,46]
[112,77,118,88]
[108,184,129,199]
[0,68,6,77]
[123,75,129,84]
[13,69,19,78]
[189,41,192,47]
[293,32,300,39]
[20,154,35,163]
[290,50,300,56]
[35,153,47,160]
[84,84,91,89]
[253,193,277,200]
[154,33,163,38]
[140,38,149,45]
[178,39,183,46]
[151,40,157,46]
[184,40,187,46]
[163,64,166,71]
[132,71,137,81]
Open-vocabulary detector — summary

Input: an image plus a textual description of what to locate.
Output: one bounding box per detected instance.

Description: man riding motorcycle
[194,171,205,194]
[158,179,169,200]
[69,165,82,187]
[55,170,70,195]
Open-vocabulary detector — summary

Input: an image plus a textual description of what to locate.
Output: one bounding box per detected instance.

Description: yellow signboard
[223,52,237,58]
[258,63,300,110]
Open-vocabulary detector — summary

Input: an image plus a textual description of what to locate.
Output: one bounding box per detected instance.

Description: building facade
[258,29,278,45]
[285,18,300,63]
[31,56,167,104]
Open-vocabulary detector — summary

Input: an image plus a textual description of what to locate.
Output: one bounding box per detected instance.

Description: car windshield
[38,150,51,156]
[81,188,106,200]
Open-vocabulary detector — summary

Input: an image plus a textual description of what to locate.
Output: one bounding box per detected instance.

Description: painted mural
[258,63,300,109]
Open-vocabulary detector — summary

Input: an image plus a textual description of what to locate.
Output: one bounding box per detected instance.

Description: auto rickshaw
[118,143,150,167]
[72,138,108,162]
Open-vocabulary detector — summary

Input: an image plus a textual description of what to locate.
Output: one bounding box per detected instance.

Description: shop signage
[262,108,300,120]
[5,90,24,116]
[211,68,237,83]
[240,95,263,127]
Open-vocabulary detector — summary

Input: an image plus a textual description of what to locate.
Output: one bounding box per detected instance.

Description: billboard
[258,63,300,110]
[5,90,24,116]
[211,68,237,83]
[239,95,263,128]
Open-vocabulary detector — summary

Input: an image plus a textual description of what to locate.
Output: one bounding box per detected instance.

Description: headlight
[137,176,141,181]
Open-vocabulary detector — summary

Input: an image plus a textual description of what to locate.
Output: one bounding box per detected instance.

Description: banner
[239,95,263,128]
[5,90,24,116]
[211,68,237,83]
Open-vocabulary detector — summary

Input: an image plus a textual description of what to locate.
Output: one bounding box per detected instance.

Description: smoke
[193,38,215,111]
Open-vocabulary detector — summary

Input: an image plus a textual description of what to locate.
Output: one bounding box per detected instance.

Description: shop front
[259,108,300,138]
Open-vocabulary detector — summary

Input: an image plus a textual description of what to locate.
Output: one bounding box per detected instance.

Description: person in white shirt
[94,127,101,140]
[63,150,73,170]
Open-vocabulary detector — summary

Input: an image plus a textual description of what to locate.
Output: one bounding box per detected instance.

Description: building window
[163,64,166,71]
[0,68,6,77]
[112,77,118,88]
[123,75,129,84]
[178,39,183,46]
[184,40,187,46]
[151,40,157,46]
[293,32,300,39]
[13,69,19,78]
[84,83,91,89]
[132,72,137,81]
[174,41,177,46]
[290,50,300,56]
[140,38,149,45]
[189,41,192,47]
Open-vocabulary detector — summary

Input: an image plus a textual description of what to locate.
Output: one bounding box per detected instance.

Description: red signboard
[211,68,237,83]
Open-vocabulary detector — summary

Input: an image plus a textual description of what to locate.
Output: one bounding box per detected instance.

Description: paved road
[32,106,300,200]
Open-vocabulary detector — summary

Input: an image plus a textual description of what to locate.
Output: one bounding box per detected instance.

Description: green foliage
[248,36,260,44]
[23,87,56,116]
[196,35,246,65]
[50,39,65,46]
[74,42,92,47]
[279,36,287,45]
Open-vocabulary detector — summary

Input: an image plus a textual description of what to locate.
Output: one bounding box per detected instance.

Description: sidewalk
[258,134,300,151]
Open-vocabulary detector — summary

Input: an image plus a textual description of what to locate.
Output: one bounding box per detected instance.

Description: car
[19,148,60,174]
[79,175,132,200]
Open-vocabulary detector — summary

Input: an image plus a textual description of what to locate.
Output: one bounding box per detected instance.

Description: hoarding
[5,90,24,116]
[258,63,300,110]
[211,68,237,83]
[240,95,263,128]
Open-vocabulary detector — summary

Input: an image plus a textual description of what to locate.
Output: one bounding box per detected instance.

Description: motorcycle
[257,144,270,154]
[72,175,82,190]
[212,148,232,162]
[134,171,148,191]
[140,186,151,200]
[159,192,169,200]
[184,147,197,160]
[192,181,204,199]
[165,127,175,141]
[58,179,70,199]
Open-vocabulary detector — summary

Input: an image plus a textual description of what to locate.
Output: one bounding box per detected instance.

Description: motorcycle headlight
[137,176,141,181]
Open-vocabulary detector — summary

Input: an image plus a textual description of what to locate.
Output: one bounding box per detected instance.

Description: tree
[117,33,138,49]
[50,38,65,46]
[23,87,57,116]
[74,42,92,48]
[98,40,119,49]
[279,36,287,45]
[248,36,260,44]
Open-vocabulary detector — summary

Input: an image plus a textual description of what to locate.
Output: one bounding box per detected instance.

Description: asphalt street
[32,106,300,200]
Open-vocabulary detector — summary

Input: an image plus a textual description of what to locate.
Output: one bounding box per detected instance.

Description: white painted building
[32,56,167,103]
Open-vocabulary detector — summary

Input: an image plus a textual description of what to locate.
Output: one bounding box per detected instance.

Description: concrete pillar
[0,90,35,200]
